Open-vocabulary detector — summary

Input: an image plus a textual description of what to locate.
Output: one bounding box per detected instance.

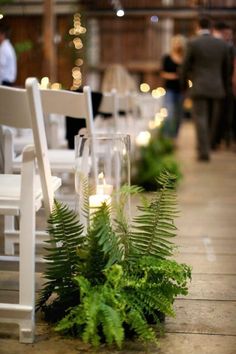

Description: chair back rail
[26,78,54,215]
[40,85,94,135]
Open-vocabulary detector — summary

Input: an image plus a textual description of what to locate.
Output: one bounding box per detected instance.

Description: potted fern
[132,132,182,191]
[37,171,191,348]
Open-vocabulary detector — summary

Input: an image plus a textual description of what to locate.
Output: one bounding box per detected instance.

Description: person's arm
[160,71,179,80]
[180,41,193,91]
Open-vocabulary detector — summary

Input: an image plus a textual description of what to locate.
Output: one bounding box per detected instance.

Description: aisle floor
[0,121,236,354]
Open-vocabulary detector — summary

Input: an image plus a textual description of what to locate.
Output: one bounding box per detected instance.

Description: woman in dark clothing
[160,34,186,138]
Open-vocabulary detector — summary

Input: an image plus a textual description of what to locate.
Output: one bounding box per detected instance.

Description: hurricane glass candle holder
[75,133,131,227]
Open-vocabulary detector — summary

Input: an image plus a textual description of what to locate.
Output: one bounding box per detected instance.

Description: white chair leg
[19,318,35,343]
[19,146,36,343]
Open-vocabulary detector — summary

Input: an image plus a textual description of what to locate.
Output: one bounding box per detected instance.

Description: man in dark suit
[181,17,231,161]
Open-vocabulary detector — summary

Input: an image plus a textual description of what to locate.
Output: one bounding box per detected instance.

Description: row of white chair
[0,78,64,343]
[2,85,96,256]
[0,79,131,343]
[1,86,162,256]
[0,81,140,343]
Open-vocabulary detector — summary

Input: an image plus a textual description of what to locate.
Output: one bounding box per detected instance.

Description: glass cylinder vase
[75,133,131,228]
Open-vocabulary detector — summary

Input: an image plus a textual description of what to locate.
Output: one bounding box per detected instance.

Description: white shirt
[0,39,17,84]
[197,29,211,36]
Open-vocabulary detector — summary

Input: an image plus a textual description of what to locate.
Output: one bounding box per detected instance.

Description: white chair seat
[0,174,61,214]
[13,149,75,173]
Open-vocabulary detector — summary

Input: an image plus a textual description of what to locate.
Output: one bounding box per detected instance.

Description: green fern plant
[36,200,85,321]
[132,132,182,191]
[129,171,178,259]
[55,265,156,347]
[38,170,191,347]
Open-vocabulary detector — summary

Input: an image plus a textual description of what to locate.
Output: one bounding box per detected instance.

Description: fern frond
[130,170,178,259]
[126,308,155,342]
[80,173,90,221]
[84,204,122,282]
[112,184,144,261]
[56,274,125,348]
[37,200,85,312]
[99,303,124,347]
[124,256,191,318]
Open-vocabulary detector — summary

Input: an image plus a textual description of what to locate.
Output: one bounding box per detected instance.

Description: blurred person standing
[212,22,235,148]
[160,34,186,139]
[181,17,231,161]
[0,22,17,86]
[221,23,236,150]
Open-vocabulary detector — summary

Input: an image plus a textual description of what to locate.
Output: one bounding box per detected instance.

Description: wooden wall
[5,15,75,89]
[95,15,163,89]
[3,11,236,90]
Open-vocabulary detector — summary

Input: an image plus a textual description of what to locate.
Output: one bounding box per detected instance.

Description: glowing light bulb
[40,77,50,89]
[150,15,158,23]
[72,67,82,80]
[160,108,168,117]
[140,83,150,93]
[51,83,62,90]
[148,120,156,130]
[152,89,161,99]
[135,131,151,147]
[116,9,125,17]
[156,87,166,96]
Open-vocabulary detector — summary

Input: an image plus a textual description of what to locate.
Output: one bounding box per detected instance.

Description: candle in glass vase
[96,172,113,195]
[89,194,111,209]
[89,193,111,220]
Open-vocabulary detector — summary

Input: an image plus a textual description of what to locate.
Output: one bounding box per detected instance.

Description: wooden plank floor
[0,121,236,353]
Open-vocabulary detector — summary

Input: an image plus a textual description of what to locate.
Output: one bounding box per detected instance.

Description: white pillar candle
[96,184,113,195]
[89,194,111,221]
[89,194,111,209]
[96,172,113,195]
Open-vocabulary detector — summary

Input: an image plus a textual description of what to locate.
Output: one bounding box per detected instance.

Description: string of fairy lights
[40,12,86,90]
[69,13,86,90]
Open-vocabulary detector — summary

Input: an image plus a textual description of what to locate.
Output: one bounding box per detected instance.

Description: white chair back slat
[40,85,94,136]
[26,78,54,215]
[83,86,95,135]
[0,85,32,129]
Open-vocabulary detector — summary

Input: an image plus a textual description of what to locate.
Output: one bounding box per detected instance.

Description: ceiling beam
[0,1,79,15]
[86,7,236,18]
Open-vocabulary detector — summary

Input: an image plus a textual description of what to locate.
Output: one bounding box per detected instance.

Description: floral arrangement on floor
[132,131,182,191]
[37,171,191,348]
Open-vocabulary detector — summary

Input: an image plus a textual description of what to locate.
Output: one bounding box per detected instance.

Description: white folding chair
[4,86,95,174]
[0,78,61,342]
[2,86,95,255]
